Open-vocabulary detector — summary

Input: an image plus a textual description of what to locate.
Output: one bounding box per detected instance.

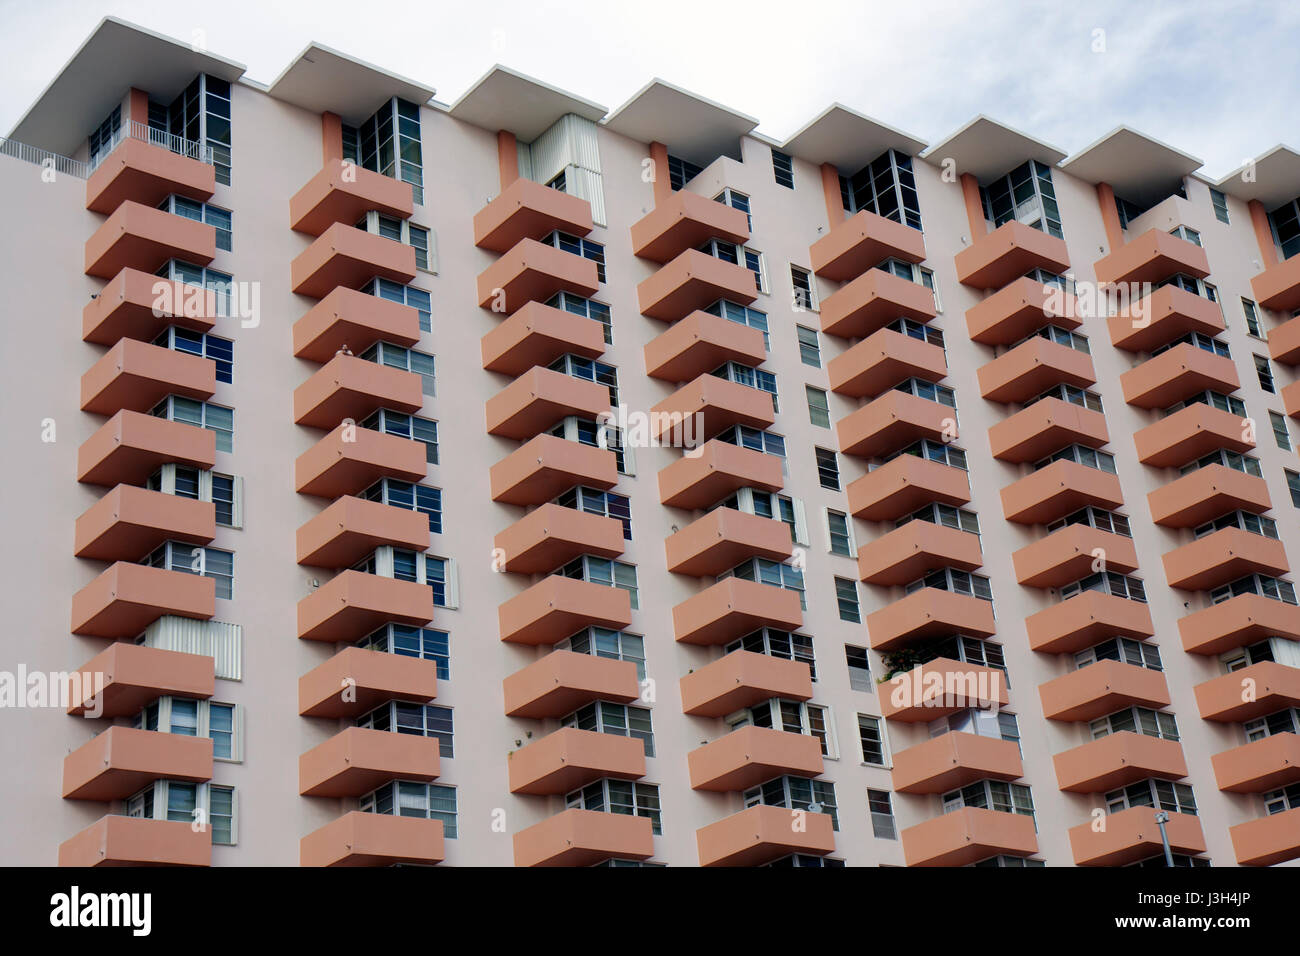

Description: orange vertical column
[497,130,519,191]
[649,141,670,205]
[321,112,343,165]
[1249,199,1279,268]
[1095,182,1124,251]
[127,89,150,126]
[959,173,986,239]
[819,163,844,229]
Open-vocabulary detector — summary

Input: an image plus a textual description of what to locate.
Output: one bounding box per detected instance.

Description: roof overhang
[922,115,1067,184]
[448,65,606,141]
[780,103,928,173]
[267,43,436,125]
[7,17,246,155]
[1216,145,1300,209]
[1060,126,1202,208]
[604,79,758,166]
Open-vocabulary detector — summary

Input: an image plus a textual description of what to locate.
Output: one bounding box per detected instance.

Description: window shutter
[792,498,809,547]
[231,476,245,529]
[445,559,460,609]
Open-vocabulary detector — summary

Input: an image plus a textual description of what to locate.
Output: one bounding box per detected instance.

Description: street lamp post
[1154,811,1174,867]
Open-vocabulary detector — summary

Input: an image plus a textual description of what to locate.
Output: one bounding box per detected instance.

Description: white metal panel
[142,616,243,680]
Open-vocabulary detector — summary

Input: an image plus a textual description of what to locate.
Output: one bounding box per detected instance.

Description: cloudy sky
[2,0,1297,177]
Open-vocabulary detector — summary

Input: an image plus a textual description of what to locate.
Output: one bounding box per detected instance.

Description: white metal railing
[87,119,214,173]
[0,136,88,178]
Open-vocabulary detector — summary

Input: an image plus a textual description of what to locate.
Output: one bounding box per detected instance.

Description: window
[160,75,232,185]
[87,105,122,167]
[544,231,605,282]
[839,149,923,230]
[796,326,821,367]
[135,697,239,760]
[1075,637,1162,671]
[360,782,457,837]
[888,316,944,347]
[556,486,631,539]
[846,646,873,692]
[716,424,786,460]
[771,149,794,189]
[930,709,1020,749]
[1034,444,1116,474]
[981,160,1062,239]
[1264,783,1300,816]
[834,576,861,622]
[358,701,454,757]
[805,386,830,427]
[1020,323,1089,353]
[1046,506,1131,538]
[827,510,854,556]
[150,396,233,453]
[360,409,438,464]
[562,701,654,756]
[1194,510,1278,541]
[547,170,566,192]
[894,376,955,409]
[1165,389,1245,418]
[1287,470,1300,508]
[920,635,1008,681]
[700,239,766,293]
[342,97,423,203]
[549,416,633,475]
[1256,354,1277,393]
[1091,706,1179,741]
[1169,224,1201,247]
[1027,383,1103,413]
[668,154,702,191]
[703,300,770,348]
[857,714,887,766]
[791,266,817,311]
[358,623,450,680]
[1106,779,1197,816]
[1267,196,1300,260]
[143,542,233,599]
[148,465,241,528]
[165,196,232,252]
[361,342,435,395]
[897,502,979,536]
[155,260,235,317]
[1242,298,1264,338]
[1209,574,1298,606]
[127,781,236,844]
[357,212,432,271]
[744,777,838,830]
[367,278,432,334]
[1152,273,1219,303]
[877,258,941,310]
[815,447,840,490]
[559,556,638,609]
[566,779,661,834]
[906,568,993,602]
[974,855,1045,868]
[716,188,752,230]
[565,627,646,681]
[722,558,805,608]
[867,791,897,839]
[353,548,457,608]
[359,478,442,533]
[548,292,612,345]
[1060,572,1147,603]
[708,489,797,548]
[1222,638,1277,673]
[1129,853,1209,868]
[1180,448,1262,478]
[885,439,967,470]
[1245,709,1299,744]
[943,780,1035,820]
[726,627,816,679]
[154,327,233,384]
[551,353,618,407]
[1210,187,1230,224]
[767,855,845,868]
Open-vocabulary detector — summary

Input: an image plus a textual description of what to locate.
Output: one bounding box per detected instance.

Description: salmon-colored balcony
[1134,403,1255,469]
[293,355,424,430]
[292,286,422,364]
[1269,316,1300,366]
[679,650,813,717]
[891,732,1023,794]
[811,209,927,280]
[74,484,215,562]
[977,338,1095,405]
[477,238,600,314]
[1148,465,1270,529]
[83,267,219,346]
[63,726,212,801]
[1250,253,1300,313]
[966,276,1081,346]
[989,399,1109,464]
[84,200,215,279]
[498,575,633,646]
[293,423,427,499]
[955,221,1069,290]
[696,803,836,867]
[827,327,947,400]
[58,815,211,867]
[1286,381,1300,421]
[1230,808,1300,866]
[489,433,618,506]
[658,438,783,510]
[1025,591,1154,654]
[66,642,214,719]
[644,309,767,383]
[672,577,803,646]
[301,811,444,867]
[70,562,215,639]
[290,164,415,236]
[1107,284,1225,353]
[494,502,625,574]
[1011,524,1139,589]
[85,135,216,214]
[508,727,646,795]
[818,268,937,339]
[1180,592,1300,656]
[650,374,775,442]
[296,571,433,643]
[1054,731,1187,793]
[856,521,983,587]
[866,589,997,652]
[836,390,952,459]
[81,338,215,416]
[665,508,793,576]
[1039,659,1170,723]
[299,726,440,798]
[1212,735,1300,794]
[503,650,639,719]
[482,300,606,376]
[1094,228,1210,287]
[514,808,654,868]
[636,249,758,321]
[77,409,216,487]
[474,176,594,254]
[631,189,749,263]
[1000,460,1125,526]
[298,645,439,719]
[688,726,824,792]
[1163,528,1289,591]
[846,454,970,522]
[1195,662,1300,723]
[1119,344,1240,410]
[901,807,1038,867]
[296,496,431,569]
[878,658,1008,722]
[291,222,417,299]
[1069,807,1205,867]
[486,367,611,440]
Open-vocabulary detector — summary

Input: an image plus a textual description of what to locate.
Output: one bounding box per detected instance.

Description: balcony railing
[0,135,88,178]
[87,120,214,173]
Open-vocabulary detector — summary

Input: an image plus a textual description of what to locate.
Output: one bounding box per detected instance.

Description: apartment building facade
[2,17,1300,867]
